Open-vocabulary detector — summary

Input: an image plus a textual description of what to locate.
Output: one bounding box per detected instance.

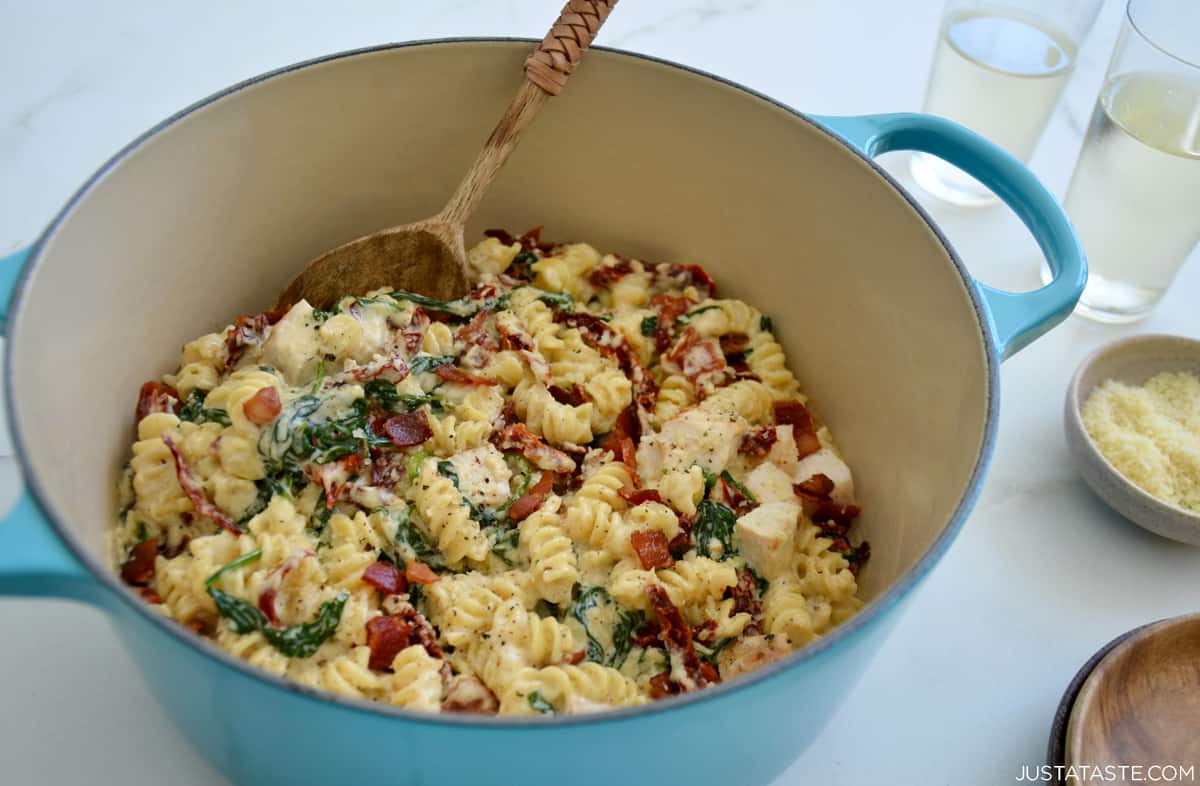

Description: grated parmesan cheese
[1082,371,1200,513]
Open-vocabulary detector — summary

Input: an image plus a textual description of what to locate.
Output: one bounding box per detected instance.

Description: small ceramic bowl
[1048,614,1200,783]
[1065,334,1200,546]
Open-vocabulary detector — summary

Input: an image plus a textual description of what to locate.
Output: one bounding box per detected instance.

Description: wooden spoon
[276,0,618,311]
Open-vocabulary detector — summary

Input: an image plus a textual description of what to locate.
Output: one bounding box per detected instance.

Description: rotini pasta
[113,230,869,716]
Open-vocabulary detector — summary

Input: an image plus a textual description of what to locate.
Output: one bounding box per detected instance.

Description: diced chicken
[794,448,855,505]
[317,307,392,365]
[261,301,321,384]
[717,635,793,681]
[766,424,799,476]
[744,462,795,505]
[565,695,612,714]
[637,406,749,479]
[442,675,499,714]
[448,444,512,508]
[734,501,800,576]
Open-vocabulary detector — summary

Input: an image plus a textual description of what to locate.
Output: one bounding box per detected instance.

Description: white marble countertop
[2,1,1199,784]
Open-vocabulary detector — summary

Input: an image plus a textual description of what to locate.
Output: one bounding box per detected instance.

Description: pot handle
[0,490,99,601]
[811,113,1086,360]
[0,246,100,601]
[0,246,28,332]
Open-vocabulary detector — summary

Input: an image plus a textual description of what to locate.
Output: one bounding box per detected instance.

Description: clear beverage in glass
[912,0,1102,206]
[1049,0,1200,323]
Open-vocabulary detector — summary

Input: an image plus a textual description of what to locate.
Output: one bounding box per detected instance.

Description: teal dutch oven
[0,41,1084,786]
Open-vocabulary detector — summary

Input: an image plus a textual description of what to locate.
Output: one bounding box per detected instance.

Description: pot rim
[5,38,1000,728]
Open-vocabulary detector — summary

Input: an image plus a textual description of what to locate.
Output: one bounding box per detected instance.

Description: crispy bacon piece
[506,470,555,522]
[729,568,763,622]
[405,606,444,659]
[136,382,179,422]
[442,675,500,714]
[719,333,750,356]
[435,365,497,386]
[649,294,694,354]
[648,672,679,699]
[345,355,408,383]
[834,540,871,577]
[369,448,407,488]
[363,560,408,595]
[796,473,835,497]
[632,621,663,649]
[365,615,415,671]
[162,434,240,535]
[631,530,674,570]
[587,256,635,287]
[495,317,551,383]
[649,662,717,697]
[774,400,822,459]
[263,305,289,325]
[719,475,758,517]
[306,453,363,510]
[455,309,498,350]
[740,425,778,457]
[242,386,281,426]
[548,383,588,407]
[553,311,626,355]
[667,529,692,558]
[484,226,553,253]
[793,484,861,530]
[498,326,534,352]
[670,510,693,552]
[663,326,727,386]
[400,308,431,354]
[553,312,658,426]
[794,478,867,575]
[645,584,715,691]
[483,228,518,247]
[795,430,821,459]
[405,561,440,586]
[162,537,191,560]
[383,411,433,448]
[493,423,576,474]
[559,650,587,666]
[653,263,717,299]
[225,313,270,368]
[120,538,158,585]
[257,587,279,625]
[597,407,640,481]
[365,606,443,671]
[618,487,664,506]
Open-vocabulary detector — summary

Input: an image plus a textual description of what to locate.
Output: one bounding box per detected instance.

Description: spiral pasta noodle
[113,232,868,716]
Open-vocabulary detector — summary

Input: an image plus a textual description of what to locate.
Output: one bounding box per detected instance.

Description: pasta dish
[113,229,869,715]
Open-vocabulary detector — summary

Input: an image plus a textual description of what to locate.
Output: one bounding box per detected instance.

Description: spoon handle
[525,0,618,95]
[438,0,617,226]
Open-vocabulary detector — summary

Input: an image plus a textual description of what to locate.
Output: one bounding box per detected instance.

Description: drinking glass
[1048,0,1200,323]
[911,0,1103,206]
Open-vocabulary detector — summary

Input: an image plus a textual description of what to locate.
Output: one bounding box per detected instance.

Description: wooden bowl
[1054,614,1200,783]
[1046,625,1148,779]
[1064,334,1200,545]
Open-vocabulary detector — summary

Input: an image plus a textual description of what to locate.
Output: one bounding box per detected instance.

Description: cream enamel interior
[10,42,989,606]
